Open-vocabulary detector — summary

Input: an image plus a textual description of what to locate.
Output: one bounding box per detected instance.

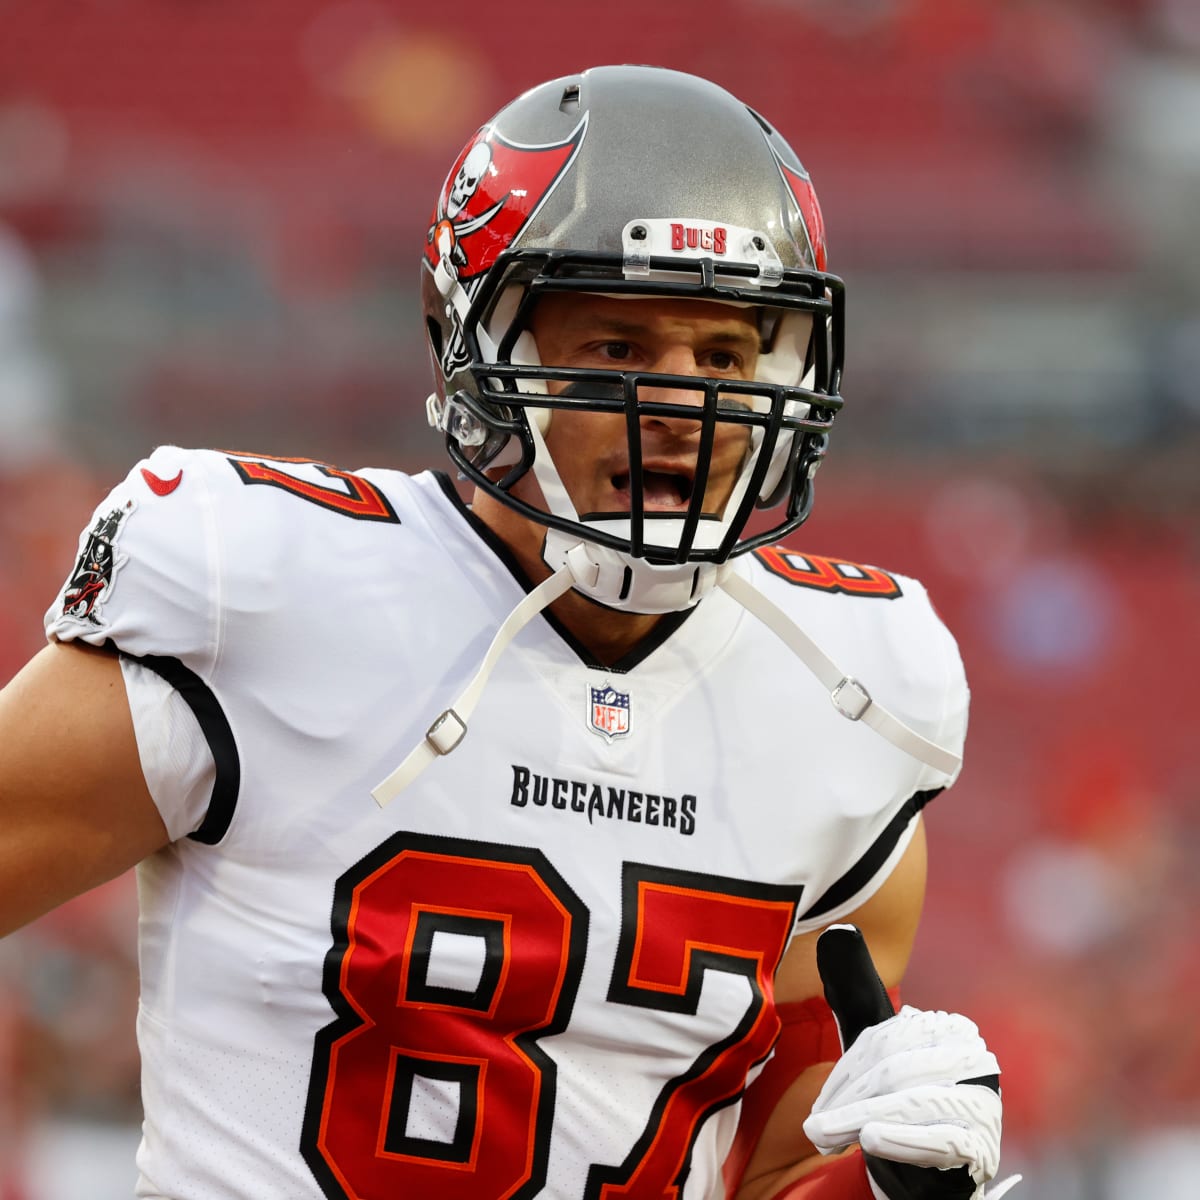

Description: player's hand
[801,925,1014,1200]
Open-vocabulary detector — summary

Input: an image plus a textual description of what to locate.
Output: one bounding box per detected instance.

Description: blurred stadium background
[0,1,1197,1196]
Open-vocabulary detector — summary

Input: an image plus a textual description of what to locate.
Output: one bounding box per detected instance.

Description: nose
[638,346,706,433]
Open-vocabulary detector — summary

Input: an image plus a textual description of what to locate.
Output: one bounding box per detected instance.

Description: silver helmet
[421,64,845,614]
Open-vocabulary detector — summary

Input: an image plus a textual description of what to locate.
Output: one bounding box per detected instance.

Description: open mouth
[611,468,695,509]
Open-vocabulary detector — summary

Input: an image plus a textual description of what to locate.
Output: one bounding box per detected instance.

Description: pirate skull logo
[446,142,492,219]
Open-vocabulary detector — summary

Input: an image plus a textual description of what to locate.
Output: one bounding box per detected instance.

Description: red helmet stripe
[777,161,828,273]
[425,121,586,280]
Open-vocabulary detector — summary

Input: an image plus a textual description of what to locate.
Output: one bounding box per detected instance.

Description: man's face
[526,293,761,520]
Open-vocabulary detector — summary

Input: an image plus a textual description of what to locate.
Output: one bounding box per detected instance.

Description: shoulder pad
[46,447,227,668]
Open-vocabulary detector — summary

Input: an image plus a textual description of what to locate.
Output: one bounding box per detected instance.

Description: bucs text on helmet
[421,64,846,614]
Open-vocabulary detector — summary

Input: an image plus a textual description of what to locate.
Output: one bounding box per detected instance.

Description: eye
[600,341,632,362]
[705,349,742,373]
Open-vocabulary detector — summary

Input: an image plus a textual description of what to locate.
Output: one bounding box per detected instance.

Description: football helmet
[422,64,845,613]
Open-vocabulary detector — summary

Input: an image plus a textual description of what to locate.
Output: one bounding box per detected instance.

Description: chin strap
[718,571,962,778]
[371,544,597,807]
[372,550,960,807]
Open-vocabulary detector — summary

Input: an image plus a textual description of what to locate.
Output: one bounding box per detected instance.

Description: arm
[0,641,169,937]
[732,820,928,1200]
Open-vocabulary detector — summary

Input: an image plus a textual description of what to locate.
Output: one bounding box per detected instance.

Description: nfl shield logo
[588,683,631,741]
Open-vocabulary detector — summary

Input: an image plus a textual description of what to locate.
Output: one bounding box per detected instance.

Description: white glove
[800,926,1017,1200]
[803,1004,1002,1189]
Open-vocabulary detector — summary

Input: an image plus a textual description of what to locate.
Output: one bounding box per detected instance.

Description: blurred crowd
[0,1,1197,1196]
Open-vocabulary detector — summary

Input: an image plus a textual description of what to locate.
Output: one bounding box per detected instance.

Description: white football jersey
[46,447,967,1200]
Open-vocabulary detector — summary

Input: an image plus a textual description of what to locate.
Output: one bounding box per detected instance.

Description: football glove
[801,925,1018,1200]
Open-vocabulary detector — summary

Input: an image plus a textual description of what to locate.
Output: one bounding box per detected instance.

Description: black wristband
[864,1156,977,1200]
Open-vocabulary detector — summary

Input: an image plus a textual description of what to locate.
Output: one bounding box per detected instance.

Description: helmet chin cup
[543,527,731,615]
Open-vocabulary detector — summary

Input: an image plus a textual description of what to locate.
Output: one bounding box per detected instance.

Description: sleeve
[45,446,221,667]
[44,446,227,841]
[908,577,970,795]
[119,656,215,841]
[793,812,925,935]
[793,576,970,933]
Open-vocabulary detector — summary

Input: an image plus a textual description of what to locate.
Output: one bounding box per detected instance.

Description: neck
[470,488,668,667]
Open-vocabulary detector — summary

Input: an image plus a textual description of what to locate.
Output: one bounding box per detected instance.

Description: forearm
[730,987,902,1200]
[757,1149,876,1200]
[737,1147,876,1200]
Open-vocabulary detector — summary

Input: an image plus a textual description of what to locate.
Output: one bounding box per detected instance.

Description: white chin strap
[371,547,962,806]
[718,572,962,778]
[542,527,730,615]
[372,544,597,805]
[528,405,748,615]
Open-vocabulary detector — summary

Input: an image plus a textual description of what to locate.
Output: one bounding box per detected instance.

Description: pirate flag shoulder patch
[59,498,136,627]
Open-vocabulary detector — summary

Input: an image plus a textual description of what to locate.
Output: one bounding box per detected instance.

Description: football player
[0,66,1013,1198]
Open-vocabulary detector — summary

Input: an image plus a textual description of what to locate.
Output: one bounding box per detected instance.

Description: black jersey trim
[800,788,943,922]
[433,472,693,673]
[117,647,241,845]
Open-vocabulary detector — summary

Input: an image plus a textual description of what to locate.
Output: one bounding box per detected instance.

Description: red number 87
[302,833,799,1200]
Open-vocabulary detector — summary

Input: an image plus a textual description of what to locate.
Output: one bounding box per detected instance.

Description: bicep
[776,817,928,1002]
[0,641,168,936]
[731,820,928,1199]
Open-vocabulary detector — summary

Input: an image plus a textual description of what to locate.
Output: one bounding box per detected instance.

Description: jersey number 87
[301,831,800,1200]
